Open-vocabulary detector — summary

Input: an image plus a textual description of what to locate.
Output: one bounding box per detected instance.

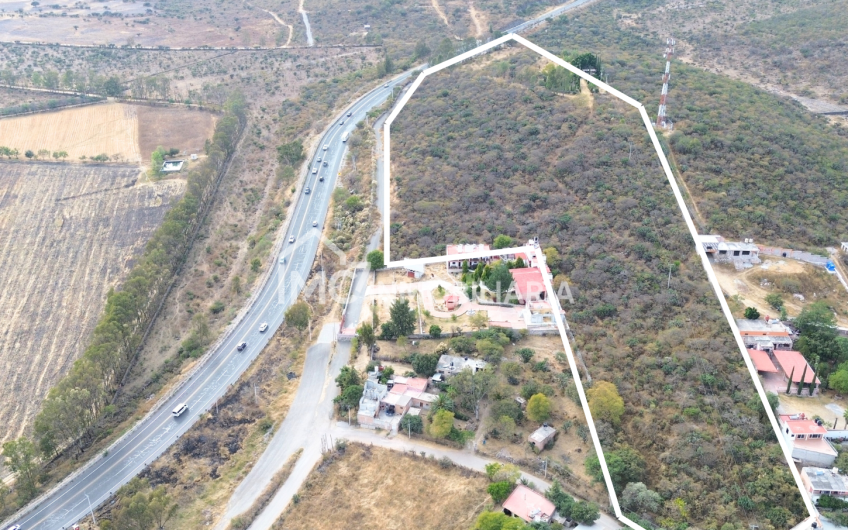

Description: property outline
[380,33,818,529]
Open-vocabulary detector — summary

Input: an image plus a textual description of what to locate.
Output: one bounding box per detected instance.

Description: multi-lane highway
[4,72,412,530]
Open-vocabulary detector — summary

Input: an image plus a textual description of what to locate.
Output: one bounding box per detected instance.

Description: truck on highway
[342,132,349,142]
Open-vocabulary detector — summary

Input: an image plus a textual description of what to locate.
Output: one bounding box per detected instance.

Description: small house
[445,294,460,311]
[509,267,546,304]
[773,350,820,396]
[436,355,487,377]
[779,413,837,467]
[801,467,848,498]
[405,262,425,279]
[529,424,557,451]
[736,318,794,352]
[502,485,555,523]
[446,243,491,273]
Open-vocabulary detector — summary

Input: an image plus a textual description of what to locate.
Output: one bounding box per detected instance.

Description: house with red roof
[773,350,820,396]
[509,267,546,304]
[779,413,837,467]
[502,485,556,523]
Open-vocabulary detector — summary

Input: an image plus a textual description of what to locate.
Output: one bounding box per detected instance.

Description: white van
[341,132,349,142]
[172,403,188,417]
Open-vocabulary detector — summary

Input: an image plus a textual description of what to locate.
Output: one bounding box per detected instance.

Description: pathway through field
[298,0,314,46]
[469,1,485,37]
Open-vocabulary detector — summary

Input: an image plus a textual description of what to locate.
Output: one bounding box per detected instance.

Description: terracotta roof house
[444,294,460,311]
[779,413,837,467]
[736,318,794,352]
[502,485,556,523]
[747,348,779,374]
[509,267,546,304]
[773,350,820,396]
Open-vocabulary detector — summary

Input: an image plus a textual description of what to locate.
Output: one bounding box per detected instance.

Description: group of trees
[0,93,246,501]
[378,297,416,340]
[0,68,124,97]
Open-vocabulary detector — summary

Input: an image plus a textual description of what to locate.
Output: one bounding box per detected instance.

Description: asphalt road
[5,72,413,530]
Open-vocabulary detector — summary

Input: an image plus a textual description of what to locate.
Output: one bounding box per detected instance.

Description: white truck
[341,132,349,142]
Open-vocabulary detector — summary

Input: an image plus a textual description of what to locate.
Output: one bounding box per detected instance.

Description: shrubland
[389,46,805,528]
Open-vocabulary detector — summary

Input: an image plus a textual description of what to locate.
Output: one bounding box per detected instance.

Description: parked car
[172,403,188,417]
[259,322,268,332]
[236,341,247,351]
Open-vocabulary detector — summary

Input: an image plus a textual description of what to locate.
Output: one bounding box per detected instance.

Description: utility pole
[668,265,672,288]
[85,492,96,526]
[254,382,258,402]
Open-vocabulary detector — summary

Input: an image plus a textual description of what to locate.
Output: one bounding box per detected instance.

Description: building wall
[793,447,837,467]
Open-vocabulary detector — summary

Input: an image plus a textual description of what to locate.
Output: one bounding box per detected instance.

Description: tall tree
[285,301,311,334]
[526,393,552,422]
[2,438,39,499]
[366,250,385,281]
[388,297,416,336]
[587,381,625,426]
[451,368,495,419]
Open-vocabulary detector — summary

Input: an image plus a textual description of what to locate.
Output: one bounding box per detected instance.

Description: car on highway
[259,322,268,333]
[237,341,247,351]
[384,83,389,88]
[172,403,188,417]
[319,175,324,182]
[322,161,328,167]
[279,255,286,264]
[6,525,21,530]
[322,144,328,150]
[289,235,296,243]
[311,167,317,174]
[305,187,311,194]
[339,120,344,125]
[312,220,318,227]
[317,156,322,162]
[347,111,352,117]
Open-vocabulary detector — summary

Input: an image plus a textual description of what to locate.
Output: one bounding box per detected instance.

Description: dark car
[346,112,352,117]
[322,161,328,167]
[236,341,247,351]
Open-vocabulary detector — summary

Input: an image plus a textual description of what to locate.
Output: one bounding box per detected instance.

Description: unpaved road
[298,0,314,46]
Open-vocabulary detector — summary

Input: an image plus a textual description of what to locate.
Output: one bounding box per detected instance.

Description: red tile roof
[502,485,555,523]
[510,267,546,301]
[748,348,779,373]
[773,350,820,384]
[780,414,829,435]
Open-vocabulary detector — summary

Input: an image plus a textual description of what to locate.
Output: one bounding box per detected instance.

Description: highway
[3,72,413,530]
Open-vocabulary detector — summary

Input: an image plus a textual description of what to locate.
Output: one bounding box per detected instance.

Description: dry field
[0,161,185,440]
[274,443,490,530]
[712,258,848,326]
[0,102,216,165]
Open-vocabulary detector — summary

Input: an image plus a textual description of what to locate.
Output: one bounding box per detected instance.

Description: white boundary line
[381,34,817,529]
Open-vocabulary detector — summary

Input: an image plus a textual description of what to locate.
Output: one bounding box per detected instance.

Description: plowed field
[0,162,185,439]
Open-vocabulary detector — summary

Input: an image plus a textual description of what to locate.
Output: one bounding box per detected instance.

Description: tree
[429,324,442,338]
[487,481,515,504]
[744,306,760,319]
[585,446,646,492]
[334,384,363,411]
[285,301,310,334]
[526,393,552,422]
[2,437,39,499]
[414,40,431,58]
[367,249,385,280]
[410,352,439,377]
[470,310,488,330]
[586,381,625,426]
[571,501,601,524]
[831,366,848,395]
[400,413,423,434]
[795,301,843,363]
[357,323,376,351]
[25,149,33,158]
[490,415,516,439]
[493,234,513,249]
[150,145,165,172]
[148,486,178,529]
[517,347,535,363]
[430,409,454,438]
[103,75,122,96]
[545,480,575,517]
[621,482,661,514]
[276,140,304,166]
[484,261,513,295]
[335,365,361,391]
[476,338,504,363]
[502,361,522,385]
[765,292,785,310]
[250,258,261,272]
[114,491,154,530]
[451,368,496,419]
[473,511,526,530]
[388,297,416,336]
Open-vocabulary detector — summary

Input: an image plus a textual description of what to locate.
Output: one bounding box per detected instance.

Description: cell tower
[656,37,675,129]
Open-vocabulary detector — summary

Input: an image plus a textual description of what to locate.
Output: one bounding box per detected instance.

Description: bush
[429,324,442,338]
[487,481,515,504]
[744,307,760,319]
[210,300,225,314]
[490,399,524,423]
[450,335,475,354]
[400,413,423,434]
[516,347,535,363]
[526,393,552,422]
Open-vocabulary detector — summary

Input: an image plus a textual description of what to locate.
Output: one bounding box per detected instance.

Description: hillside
[389,47,806,528]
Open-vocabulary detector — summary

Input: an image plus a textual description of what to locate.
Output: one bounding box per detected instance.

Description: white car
[347,111,352,117]
[312,220,318,227]
[259,322,268,333]
[311,167,317,174]
[172,403,188,417]
[289,236,296,243]
[322,144,329,150]
[384,83,389,88]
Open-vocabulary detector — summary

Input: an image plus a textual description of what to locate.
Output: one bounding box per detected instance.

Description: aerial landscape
[0,0,846,529]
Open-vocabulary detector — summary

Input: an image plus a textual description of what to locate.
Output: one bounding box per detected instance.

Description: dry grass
[0,162,184,441]
[0,103,141,162]
[136,105,217,163]
[274,443,490,530]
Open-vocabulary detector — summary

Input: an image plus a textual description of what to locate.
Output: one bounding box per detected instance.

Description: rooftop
[736,318,791,337]
[437,354,487,375]
[510,267,546,299]
[502,485,556,523]
[803,467,848,492]
[773,350,820,384]
[446,243,490,256]
[780,413,829,435]
[529,425,557,444]
[748,348,779,373]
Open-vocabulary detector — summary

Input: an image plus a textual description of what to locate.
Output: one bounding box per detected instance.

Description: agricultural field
[274,443,490,530]
[0,161,184,441]
[0,102,216,165]
[387,45,807,527]
[0,0,281,47]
